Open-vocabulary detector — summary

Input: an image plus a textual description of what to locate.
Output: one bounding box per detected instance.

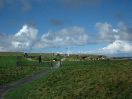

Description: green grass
[0,52,23,56]
[0,56,17,67]
[0,56,51,85]
[5,60,132,99]
[0,52,63,85]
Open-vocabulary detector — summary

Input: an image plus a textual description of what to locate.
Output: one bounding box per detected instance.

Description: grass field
[0,52,23,56]
[0,55,51,85]
[5,60,132,99]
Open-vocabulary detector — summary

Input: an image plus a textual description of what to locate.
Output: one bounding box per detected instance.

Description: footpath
[0,58,65,99]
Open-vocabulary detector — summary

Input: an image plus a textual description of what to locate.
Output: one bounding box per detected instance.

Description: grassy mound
[5,60,132,99]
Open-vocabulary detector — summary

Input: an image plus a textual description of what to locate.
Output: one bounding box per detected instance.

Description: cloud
[0,25,89,52]
[0,0,5,8]
[0,0,13,8]
[0,22,132,55]
[60,0,103,7]
[0,33,12,51]
[0,24,38,52]
[35,26,89,48]
[49,18,63,26]
[99,40,132,54]
[96,22,115,42]
[96,22,132,42]
[12,24,38,51]
[21,0,32,11]
[114,11,125,21]
[117,22,132,41]
[96,22,132,55]
[0,0,32,11]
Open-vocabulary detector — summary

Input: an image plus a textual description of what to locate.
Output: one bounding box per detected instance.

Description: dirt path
[0,58,65,99]
[0,70,50,99]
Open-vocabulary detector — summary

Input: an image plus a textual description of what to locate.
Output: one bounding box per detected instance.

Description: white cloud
[0,24,38,52]
[117,22,132,41]
[100,40,132,54]
[35,26,89,48]
[0,22,132,55]
[96,22,117,42]
[96,22,132,42]
[0,25,89,51]
[12,24,38,51]
[91,22,132,55]
[112,29,118,33]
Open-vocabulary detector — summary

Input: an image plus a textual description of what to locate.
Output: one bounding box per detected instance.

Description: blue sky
[0,0,132,56]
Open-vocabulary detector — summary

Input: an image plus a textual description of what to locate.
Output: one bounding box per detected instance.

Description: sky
[0,0,132,56]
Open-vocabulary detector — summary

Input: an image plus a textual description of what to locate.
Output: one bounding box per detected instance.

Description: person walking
[38,55,42,63]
